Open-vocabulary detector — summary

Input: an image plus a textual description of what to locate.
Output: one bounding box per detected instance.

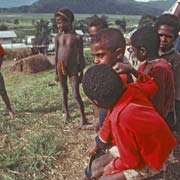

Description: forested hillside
[0,0,176,15]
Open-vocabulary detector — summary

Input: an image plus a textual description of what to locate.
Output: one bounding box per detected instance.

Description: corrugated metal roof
[0,31,17,38]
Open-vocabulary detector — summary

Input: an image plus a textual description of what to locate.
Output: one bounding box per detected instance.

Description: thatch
[11,54,53,73]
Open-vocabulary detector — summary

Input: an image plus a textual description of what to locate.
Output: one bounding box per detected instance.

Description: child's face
[157,24,176,52]
[88,26,101,38]
[129,46,145,62]
[55,15,70,32]
[90,42,117,66]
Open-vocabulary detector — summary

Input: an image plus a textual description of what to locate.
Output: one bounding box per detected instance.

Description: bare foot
[63,115,70,125]
[78,123,95,130]
[82,174,88,180]
[8,110,15,119]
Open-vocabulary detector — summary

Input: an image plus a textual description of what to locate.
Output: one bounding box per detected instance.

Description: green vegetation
[0,62,66,179]
[0,48,95,179]
[0,13,140,42]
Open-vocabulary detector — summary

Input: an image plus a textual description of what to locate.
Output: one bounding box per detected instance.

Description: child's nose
[94,57,100,64]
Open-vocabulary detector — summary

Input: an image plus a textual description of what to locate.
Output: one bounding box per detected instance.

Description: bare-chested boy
[55,8,88,126]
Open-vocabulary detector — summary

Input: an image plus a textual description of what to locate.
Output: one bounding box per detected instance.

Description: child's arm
[113,62,140,78]
[78,35,85,83]
[54,34,59,81]
[0,56,3,68]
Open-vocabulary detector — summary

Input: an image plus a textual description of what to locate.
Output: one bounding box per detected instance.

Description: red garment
[0,44,6,56]
[99,84,177,175]
[138,59,174,118]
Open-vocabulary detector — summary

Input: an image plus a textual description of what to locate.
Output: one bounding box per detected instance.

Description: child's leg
[0,73,14,118]
[98,172,127,180]
[59,74,70,122]
[69,75,88,126]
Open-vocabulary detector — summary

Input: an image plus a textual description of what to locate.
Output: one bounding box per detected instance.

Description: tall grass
[0,62,70,179]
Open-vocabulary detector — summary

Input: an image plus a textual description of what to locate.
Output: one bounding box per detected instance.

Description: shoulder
[153,59,171,69]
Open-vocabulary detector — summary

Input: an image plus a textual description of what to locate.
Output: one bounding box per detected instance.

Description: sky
[135,0,166,1]
[0,0,38,8]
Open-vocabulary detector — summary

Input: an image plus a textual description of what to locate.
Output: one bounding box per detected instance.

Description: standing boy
[82,64,176,180]
[0,44,14,118]
[154,14,180,133]
[55,8,88,126]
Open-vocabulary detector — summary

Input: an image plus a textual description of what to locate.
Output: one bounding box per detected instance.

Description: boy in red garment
[113,26,175,127]
[82,64,176,180]
[90,28,133,130]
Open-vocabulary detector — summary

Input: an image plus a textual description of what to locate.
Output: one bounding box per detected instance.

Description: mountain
[0,0,176,15]
[0,0,38,8]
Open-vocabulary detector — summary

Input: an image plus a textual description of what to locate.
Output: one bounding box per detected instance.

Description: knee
[91,159,101,172]
[73,91,81,100]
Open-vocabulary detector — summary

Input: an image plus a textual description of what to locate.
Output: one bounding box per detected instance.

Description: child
[82,64,176,180]
[113,26,175,127]
[0,44,14,118]
[154,14,180,133]
[90,28,133,129]
[54,8,88,126]
[87,16,108,38]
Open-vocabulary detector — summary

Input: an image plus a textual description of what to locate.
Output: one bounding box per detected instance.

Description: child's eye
[97,54,104,58]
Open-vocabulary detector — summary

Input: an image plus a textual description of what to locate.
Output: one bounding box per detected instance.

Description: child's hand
[113,62,132,74]
[91,167,104,180]
[88,142,99,157]
[55,74,59,82]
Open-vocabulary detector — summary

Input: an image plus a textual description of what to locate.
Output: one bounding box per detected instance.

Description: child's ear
[139,47,147,56]
[115,48,124,60]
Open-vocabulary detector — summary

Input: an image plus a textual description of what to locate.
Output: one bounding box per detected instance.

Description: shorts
[0,72,6,95]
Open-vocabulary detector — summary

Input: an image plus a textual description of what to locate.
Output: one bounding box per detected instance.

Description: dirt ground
[45,54,180,180]
[45,111,180,180]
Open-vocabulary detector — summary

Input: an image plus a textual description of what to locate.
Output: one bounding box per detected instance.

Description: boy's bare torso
[57,33,80,70]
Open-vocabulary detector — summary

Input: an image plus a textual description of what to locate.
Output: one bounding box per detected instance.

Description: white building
[25,35,35,45]
[0,31,17,44]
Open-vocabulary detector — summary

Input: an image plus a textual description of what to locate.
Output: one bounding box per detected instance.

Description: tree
[138,14,157,28]
[34,18,51,46]
[0,24,8,30]
[115,17,126,32]
[14,19,19,25]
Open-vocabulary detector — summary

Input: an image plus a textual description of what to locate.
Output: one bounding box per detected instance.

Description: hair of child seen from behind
[91,28,126,53]
[131,26,160,58]
[87,16,108,29]
[55,8,74,23]
[82,64,124,108]
[154,14,180,38]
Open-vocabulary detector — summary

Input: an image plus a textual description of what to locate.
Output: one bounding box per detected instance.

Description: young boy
[82,64,176,180]
[0,44,14,118]
[154,14,180,133]
[54,8,88,126]
[90,28,133,129]
[113,26,175,127]
[87,16,108,38]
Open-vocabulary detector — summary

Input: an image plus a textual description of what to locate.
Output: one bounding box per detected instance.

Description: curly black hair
[91,27,126,53]
[82,64,124,108]
[55,8,74,23]
[154,14,180,38]
[87,16,108,29]
[131,26,159,58]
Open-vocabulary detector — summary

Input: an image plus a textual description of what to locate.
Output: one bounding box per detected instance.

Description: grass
[0,60,75,179]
